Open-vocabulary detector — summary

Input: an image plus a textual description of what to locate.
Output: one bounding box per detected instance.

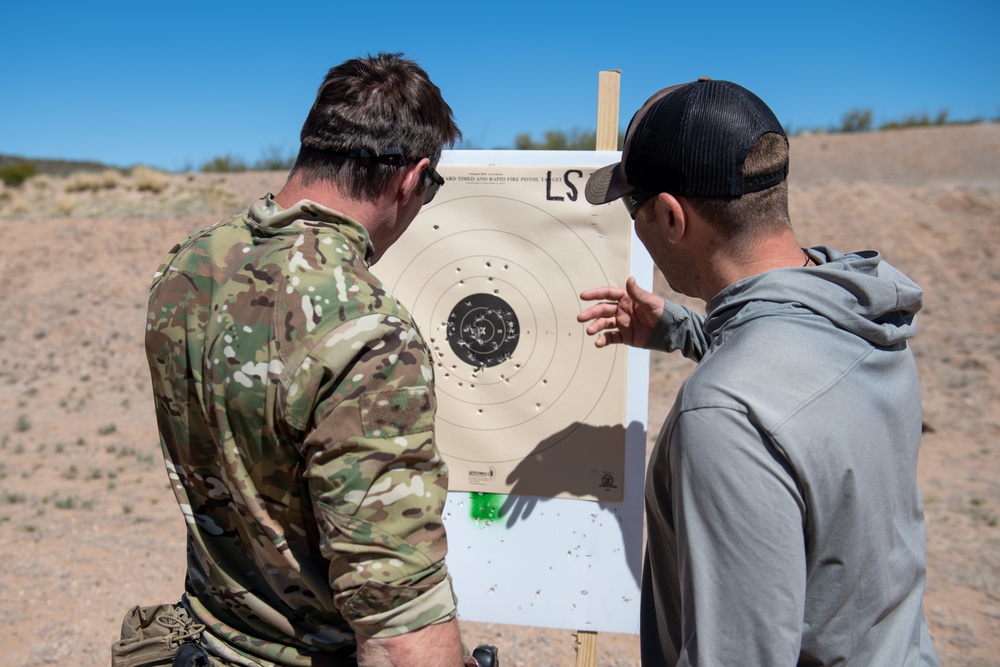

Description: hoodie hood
[704,246,923,348]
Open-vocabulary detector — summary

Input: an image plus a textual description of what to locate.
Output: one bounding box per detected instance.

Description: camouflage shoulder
[150,210,248,287]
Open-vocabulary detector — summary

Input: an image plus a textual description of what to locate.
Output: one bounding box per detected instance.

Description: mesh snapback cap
[585,78,788,205]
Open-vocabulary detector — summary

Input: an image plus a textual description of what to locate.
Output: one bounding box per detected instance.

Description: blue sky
[3,0,997,172]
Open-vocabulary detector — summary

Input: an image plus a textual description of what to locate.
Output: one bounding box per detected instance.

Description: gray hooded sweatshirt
[641,247,939,666]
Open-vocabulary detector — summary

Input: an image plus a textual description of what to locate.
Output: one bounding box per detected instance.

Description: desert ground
[1,123,998,666]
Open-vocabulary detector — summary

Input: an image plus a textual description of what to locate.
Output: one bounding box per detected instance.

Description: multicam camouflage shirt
[145,195,457,666]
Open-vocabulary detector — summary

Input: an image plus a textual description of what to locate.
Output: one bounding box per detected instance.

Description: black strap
[173,643,211,667]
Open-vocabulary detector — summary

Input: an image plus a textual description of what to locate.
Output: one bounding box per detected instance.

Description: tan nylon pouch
[111,603,205,667]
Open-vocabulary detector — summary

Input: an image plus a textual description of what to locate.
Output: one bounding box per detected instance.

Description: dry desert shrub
[4,193,28,215]
[99,169,123,189]
[58,194,77,215]
[131,165,169,193]
[65,169,123,193]
[64,172,96,192]
[29,174,53,191]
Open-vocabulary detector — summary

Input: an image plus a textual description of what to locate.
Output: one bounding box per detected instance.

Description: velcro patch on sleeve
[360,388,434,439]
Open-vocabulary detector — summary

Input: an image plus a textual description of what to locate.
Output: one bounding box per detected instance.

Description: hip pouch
[111,602,209,667]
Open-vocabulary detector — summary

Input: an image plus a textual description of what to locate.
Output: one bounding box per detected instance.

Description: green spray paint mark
[469,492,504,525]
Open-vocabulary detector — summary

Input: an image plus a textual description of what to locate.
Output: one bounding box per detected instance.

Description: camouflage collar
[247,194,376,263]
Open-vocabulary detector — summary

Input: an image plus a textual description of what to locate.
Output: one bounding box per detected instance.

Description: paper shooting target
[375,165,630,500]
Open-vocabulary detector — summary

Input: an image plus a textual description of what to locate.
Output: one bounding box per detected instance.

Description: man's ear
[653,193,687,243]
[398,157,430,204]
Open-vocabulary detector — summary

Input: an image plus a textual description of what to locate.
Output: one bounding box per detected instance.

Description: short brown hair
[685,132,791,244]
[291,53,461,200]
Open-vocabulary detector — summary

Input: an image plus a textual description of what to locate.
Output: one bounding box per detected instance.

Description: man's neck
[274,172,394,257]
[274,173,351,213]
[702,231,806,300]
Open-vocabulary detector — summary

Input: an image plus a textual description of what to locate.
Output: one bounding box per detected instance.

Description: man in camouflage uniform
[127,53,470,666]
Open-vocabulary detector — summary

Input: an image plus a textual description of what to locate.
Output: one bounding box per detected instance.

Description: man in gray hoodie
[579,78,939,666]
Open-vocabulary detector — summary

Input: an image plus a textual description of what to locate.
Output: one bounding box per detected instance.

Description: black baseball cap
[585,78,788,205]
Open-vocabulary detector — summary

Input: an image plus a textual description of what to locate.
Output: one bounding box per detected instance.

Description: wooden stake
[596,69,621,151]
[575,630,599,667]
[570,71,622,667]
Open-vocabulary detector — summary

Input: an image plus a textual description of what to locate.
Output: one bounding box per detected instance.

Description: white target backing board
[374,150,652,634]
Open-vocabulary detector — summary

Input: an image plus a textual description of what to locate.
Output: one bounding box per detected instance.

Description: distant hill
[0,153,117,177]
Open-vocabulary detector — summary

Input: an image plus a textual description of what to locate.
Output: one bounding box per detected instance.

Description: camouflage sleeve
[281,312,457,639]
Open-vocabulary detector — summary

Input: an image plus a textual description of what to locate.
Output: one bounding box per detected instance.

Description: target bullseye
[447,293,520,368]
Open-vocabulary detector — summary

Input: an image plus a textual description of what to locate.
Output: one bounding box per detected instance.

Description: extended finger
[595,329,622,348]
[577,302,620,322]
[579,286,626,302]
[584,316,619,336]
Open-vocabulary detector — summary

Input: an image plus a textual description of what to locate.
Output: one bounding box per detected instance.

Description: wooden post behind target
[576,68,622,667]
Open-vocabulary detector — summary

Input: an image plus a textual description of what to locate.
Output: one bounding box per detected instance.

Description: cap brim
[585,162,637,205]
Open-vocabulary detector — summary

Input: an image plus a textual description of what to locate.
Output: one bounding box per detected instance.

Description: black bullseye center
[447,293,519,367]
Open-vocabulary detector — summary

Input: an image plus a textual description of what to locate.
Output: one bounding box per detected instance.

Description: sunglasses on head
[623,191,657,219]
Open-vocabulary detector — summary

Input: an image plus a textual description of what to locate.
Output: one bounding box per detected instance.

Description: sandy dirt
[1,123,998,666]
